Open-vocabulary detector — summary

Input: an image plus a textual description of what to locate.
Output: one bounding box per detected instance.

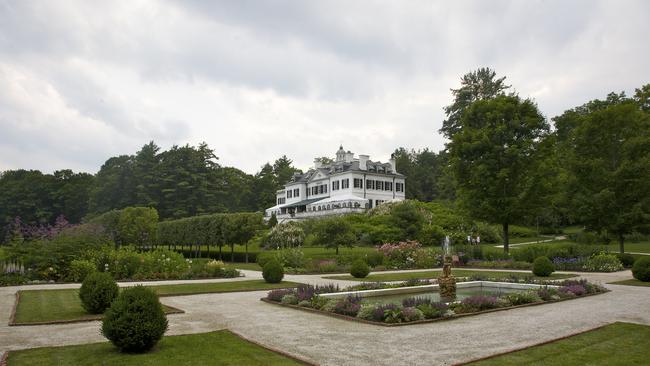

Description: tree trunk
[231,245,235,263]
[207,244,210,259]
[336,246,339,255]
[619,234,625,254]
[245,242,249,263]
[219,245,222,260]
[502,223,509,254]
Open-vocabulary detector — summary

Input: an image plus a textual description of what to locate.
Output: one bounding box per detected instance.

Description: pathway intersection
[0,268,648,365]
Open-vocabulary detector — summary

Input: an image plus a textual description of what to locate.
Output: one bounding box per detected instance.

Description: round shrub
[79,272,119,314]
[262,260,284,283]
[616,253,636,268]
[350,259,370,278]
[632,257,650,282]
[101,286,168,353]
[532,256,555,277]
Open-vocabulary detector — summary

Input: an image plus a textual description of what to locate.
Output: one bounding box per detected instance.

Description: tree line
[1,68,648,253]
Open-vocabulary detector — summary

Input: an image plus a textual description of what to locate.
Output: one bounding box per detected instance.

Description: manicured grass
[13,280,297,325]
[604,242,650,254]
[6,329,308,366]
[608,279,650,287]
[13,289,181,324]
[225,262,262,271]
[508,236,551,244]
[323,269,576,282]
[466,322,650,365]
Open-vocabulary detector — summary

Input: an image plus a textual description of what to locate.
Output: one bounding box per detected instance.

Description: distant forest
[0,141,448,240]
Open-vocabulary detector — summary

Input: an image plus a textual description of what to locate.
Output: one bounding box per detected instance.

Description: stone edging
[451,323,612,365]
[8,290,185,327]
[229,329,319,366]
[156,283,298,298]
[260,290,609,327]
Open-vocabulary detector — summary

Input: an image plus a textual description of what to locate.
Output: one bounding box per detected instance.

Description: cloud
[0,0,648,174]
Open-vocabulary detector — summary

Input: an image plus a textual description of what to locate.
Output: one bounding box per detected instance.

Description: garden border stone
[8,291,185,327]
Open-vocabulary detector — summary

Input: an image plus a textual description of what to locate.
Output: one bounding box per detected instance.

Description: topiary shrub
[262,260,284,283]
[101,286,168,353]
[79,272,119,314]
[532,256,555,277]
[632,257,650,282]
[350,259,370,278]
[616,253,636,268]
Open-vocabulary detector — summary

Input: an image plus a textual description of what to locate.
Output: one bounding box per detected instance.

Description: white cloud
[0,0,648,174]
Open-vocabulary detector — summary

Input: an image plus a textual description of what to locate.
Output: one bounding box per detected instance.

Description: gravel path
[1,269,648,365]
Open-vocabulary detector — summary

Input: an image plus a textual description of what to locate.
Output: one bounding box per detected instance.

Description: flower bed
[261,279,608,326]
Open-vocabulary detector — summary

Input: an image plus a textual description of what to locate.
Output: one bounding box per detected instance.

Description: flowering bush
[506,291,542,305]
[376,241,442,269]
[560,284,586,297]
[267,288,295,302]
[265,222,305,249]
[401,307,425,322]
[551,257,586,271]
[371,303,401,322]
[334,297,362,317]
[281,294,299,305]
[377,241,422,268]
[582,253,623,272]
[455,295,500,313]
[416,303,449,319]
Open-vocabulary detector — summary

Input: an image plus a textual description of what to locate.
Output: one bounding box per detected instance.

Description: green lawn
[323,269,576,282]
[6,329,307,366]
[13,280,297,325]
[508,236,552,244]
[608,279,650,287]
[225,262,262,271]
[466,322,650,365]
[604,242,650,254]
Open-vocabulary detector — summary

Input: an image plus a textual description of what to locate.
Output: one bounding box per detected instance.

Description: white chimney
[314,158,322,169]
[345,151,354,163]
[389,154,396,173]
[359,155,369,170]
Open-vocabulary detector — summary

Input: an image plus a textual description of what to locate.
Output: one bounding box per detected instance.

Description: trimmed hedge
[632,257,650,282]
[350,259,370,278]
[262,260,284,283]
[101,286,168,353]
[532,256,555,277]
[79,272,119,314]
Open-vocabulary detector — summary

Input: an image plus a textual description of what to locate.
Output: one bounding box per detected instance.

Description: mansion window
[353,178,363,188]
[287,190,292,198]
[342,178,350,189]
[366,179,374,190]
[396,182,404,192]
[332,180,340,190]
[376,180,384,190]
[293,188,299,197]
[384,182,392,191]
[277,197,286,205]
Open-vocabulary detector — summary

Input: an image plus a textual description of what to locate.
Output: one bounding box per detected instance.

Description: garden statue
[438,236,457,301]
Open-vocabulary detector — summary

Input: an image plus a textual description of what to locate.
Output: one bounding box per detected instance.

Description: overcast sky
[1,0,649,174]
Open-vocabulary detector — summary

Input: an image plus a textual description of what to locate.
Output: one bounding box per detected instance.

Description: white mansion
[265,146,406,221]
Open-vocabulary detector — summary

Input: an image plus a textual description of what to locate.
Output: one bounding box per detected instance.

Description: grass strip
[608,279,650,287]
[6,329,310,366]
[463,322,650,366]
[12,280,297,325]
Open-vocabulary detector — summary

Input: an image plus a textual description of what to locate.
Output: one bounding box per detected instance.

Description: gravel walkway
[1,269,648,365]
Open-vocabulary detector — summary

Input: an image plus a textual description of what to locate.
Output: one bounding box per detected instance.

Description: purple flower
[560,284,586,296]
[461,295,499,310]
[267,289,295,302]
[371,303,400,321]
